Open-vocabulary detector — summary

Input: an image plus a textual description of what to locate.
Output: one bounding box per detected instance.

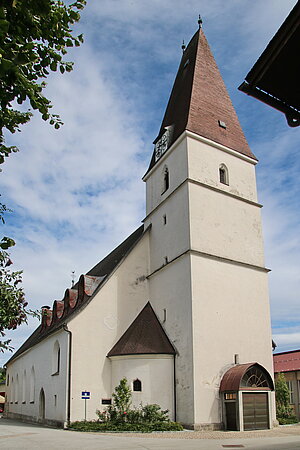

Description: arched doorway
[220,363,274,431]
[39,388,45,421]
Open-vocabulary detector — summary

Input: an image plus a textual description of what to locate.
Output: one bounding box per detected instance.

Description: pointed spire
[198,14,203,29]
[181,39,186,53]
[147,27,255,172]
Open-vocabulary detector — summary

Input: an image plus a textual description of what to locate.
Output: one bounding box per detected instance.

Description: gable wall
[68,232,150,422]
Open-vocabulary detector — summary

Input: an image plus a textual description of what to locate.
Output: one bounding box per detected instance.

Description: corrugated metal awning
[220,363,274,392]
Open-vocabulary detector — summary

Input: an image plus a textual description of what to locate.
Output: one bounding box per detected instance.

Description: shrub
[141,403,169,423]
[74,377,184,432]
[275,373,298,424]
[68,420,183,432]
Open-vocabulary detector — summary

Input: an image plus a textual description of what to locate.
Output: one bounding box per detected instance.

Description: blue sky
[1,0,299,366]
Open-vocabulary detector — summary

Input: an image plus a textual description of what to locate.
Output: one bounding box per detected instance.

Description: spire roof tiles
[148,28,256,172]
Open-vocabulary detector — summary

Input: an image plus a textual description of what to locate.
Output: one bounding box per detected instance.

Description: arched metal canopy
[220,363,274,392]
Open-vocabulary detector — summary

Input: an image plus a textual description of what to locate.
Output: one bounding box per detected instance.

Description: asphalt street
[0,418,300,449]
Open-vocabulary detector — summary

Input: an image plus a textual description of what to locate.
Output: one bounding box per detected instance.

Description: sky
[1,0,299,366]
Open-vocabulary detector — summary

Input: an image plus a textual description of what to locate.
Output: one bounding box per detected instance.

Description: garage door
[243,393,269,430]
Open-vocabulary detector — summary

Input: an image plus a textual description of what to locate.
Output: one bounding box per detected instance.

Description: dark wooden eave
[239,2,300,127]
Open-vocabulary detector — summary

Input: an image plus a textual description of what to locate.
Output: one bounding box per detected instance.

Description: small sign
[82,391,90,399]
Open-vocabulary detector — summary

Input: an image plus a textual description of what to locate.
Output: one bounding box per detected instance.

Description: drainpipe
[173,355,177,422]
[63,323,72,426]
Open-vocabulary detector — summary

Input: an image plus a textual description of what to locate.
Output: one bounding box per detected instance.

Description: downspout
[173,355,177,422]
[63,323,72,426]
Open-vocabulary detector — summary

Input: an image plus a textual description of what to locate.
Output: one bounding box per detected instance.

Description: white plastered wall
[190,254,275,427]
[110,355,174,419]
[6,329,68,426]
[68,232,150,422]
[148,255,194,426]
[187,134,258,203]
[145,138,188,216]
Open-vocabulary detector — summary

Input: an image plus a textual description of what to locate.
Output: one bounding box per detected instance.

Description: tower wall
[191,254,274,427]
[144,132,275,429]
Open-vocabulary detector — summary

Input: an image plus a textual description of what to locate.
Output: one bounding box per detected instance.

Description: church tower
[143,25,275,430]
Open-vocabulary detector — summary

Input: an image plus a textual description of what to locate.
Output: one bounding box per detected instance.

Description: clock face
[154,129,169,162]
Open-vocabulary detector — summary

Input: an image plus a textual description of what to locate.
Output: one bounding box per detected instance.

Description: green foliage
[0,366,5,383]
[0,0,86,161]
[277,416,298,425]
[0,205,39,352]
[76,377,184,433]
[111,377,132,420]
[275,373,298,423]
[68,420,183,432]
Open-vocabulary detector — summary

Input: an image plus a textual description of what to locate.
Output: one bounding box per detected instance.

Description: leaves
[0,0,86,161]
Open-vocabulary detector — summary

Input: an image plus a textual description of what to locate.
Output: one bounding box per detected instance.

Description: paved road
[0,418,300,449]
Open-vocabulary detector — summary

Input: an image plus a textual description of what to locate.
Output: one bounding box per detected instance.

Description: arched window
[241,366,272,389]
[52,341,60,374]
[219,164,229,185]
[22,370,26,403]
[11,376,14,403]
[15,374,19,403]
[162,167,169,194]
[30,366,35,403]
[133,378,142,392]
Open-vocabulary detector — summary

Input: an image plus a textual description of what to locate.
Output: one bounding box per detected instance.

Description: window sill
[22,401,26,404]
[30,401,34,404]
[51,371,60,376]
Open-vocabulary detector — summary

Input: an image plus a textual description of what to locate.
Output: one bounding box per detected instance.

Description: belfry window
[133,379,142,392]
[219,164,229,185]
[162,167,169,194]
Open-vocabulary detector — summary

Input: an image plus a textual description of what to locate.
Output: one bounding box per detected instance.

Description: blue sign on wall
[82,391,90,399]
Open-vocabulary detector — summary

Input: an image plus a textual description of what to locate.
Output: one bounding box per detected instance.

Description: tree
[0,366,5,383]
[112,378,132,419]
[0,0,86,161]
[0,0,86,350]
[275,372,297,424]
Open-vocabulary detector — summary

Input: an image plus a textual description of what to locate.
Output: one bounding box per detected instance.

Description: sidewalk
[108,423,300,440]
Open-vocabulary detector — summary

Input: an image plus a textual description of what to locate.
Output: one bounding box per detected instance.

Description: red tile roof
[147,28,255,172]
[273,349,300,373]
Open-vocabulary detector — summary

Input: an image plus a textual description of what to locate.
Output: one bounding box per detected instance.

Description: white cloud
[273,332,300,351]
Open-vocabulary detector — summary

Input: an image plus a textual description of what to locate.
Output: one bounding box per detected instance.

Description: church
[5,24,276,431]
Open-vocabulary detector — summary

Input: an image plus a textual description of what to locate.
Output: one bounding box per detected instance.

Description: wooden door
[243,392,269,430]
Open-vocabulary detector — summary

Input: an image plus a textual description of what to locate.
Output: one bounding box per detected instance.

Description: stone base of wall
[182,422,223,431]
[5,412,65,429]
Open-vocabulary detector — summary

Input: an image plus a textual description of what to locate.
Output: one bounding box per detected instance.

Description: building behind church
[5,23,276,431]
